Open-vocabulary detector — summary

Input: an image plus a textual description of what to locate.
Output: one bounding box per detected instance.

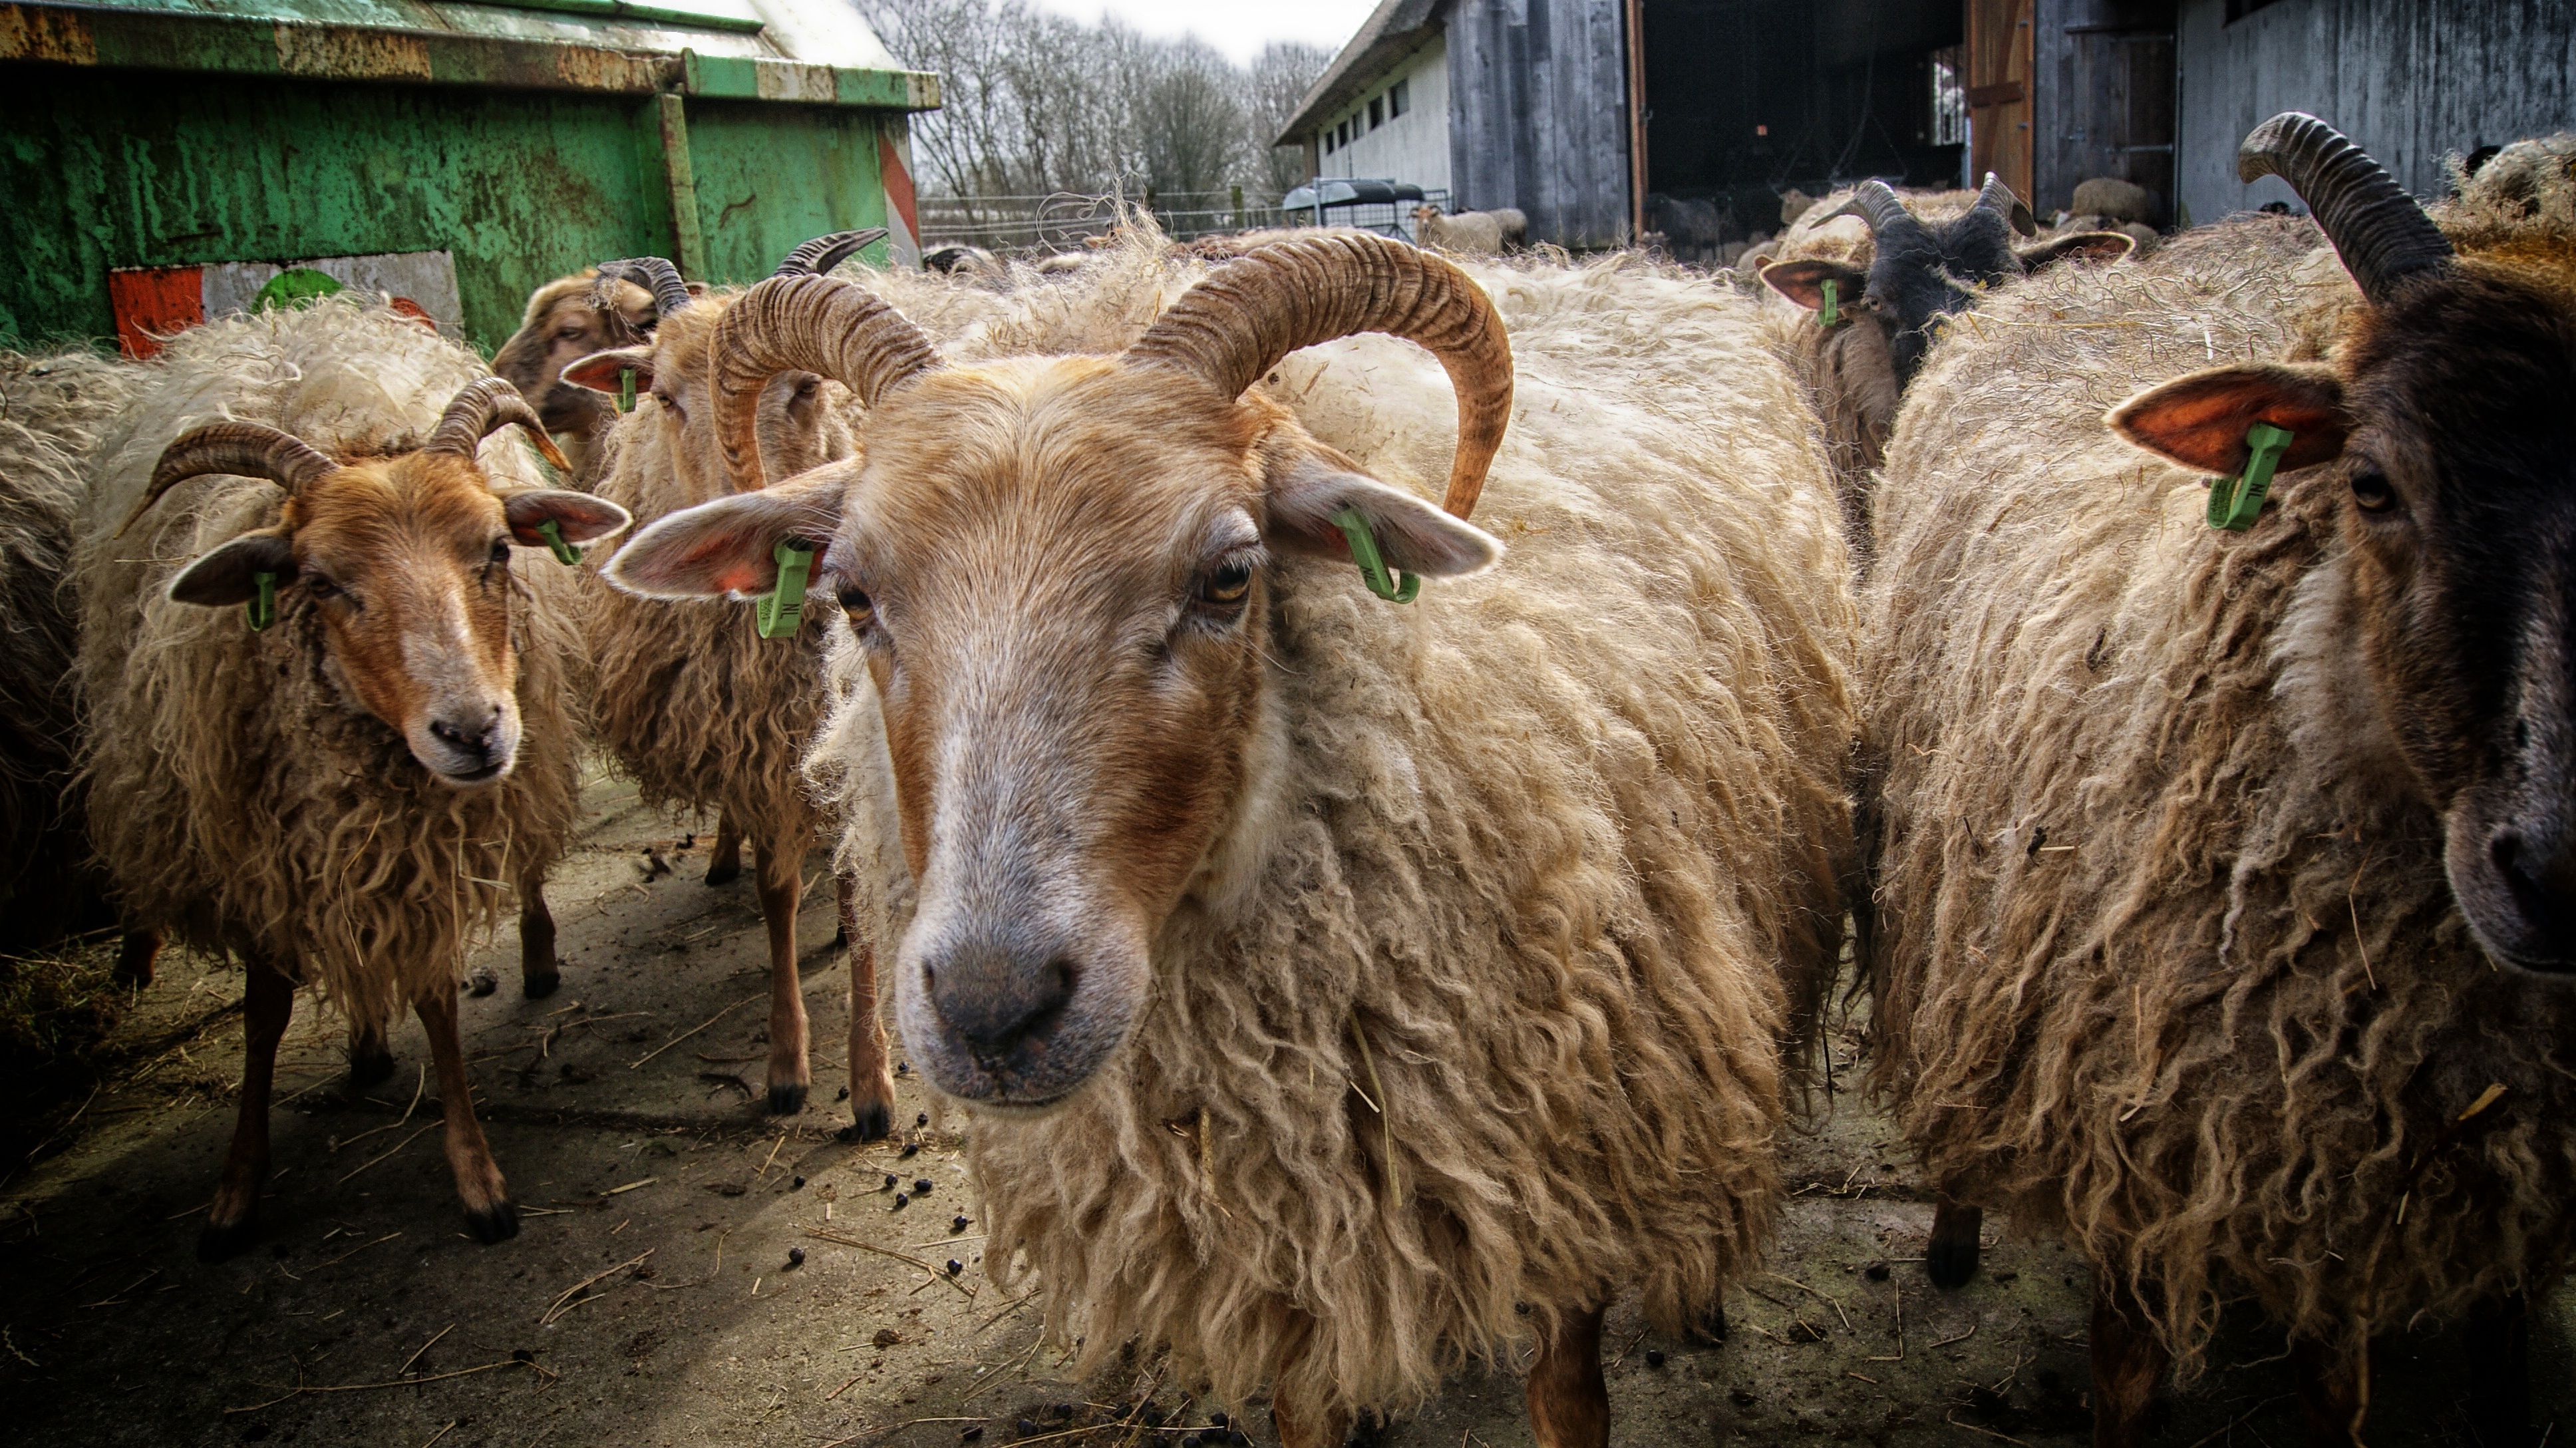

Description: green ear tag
[1819,277,1842,329]
[754,538,815,639]
[2207,422,2297,531]
[246,571,277,632]
[534,518,584,566]
[1331,507,1422,604]
[617,367,637,415]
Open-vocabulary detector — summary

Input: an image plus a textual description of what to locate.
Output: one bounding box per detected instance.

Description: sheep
[1758,176,2134,565]
[1864,114,2576,1447]
[552,234,897,1131]
[488,268,660,480]
[1410,202,1528,254]
[75,297,629,1258]
[604,228,1859,1445]
[0,348,134,954]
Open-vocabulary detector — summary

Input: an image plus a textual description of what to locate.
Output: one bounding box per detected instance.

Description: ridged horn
[2238,112,2452,300]
[1122,233,1513,519]
[774,228,889,278]
[118,423,340,536]
[711,273,942,491]
[1840,180,1926,240]
[1975,172,2038,236]
[593,256,694,317]
[424,377,574,474]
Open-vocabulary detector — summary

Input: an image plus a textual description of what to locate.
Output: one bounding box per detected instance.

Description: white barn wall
[1315,34,1453,201]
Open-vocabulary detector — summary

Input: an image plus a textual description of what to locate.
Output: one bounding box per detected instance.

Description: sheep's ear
[1263,452,1502,578]
[504,490,632,548]
[562,346,655,396]
[605,467,850,600]
[170,531,295,607]
[1761,259,1869,311]
[2107,363,2350,474]
[2019,231,2136,271]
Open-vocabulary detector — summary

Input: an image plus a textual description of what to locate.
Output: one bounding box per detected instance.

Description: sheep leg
[2289,1334,2369,1447]
[840,872,895,1141]
[2465,1293,2533,1448]
[2088,1275,2168,1448]
[705,812,744,886]
[345,1018,396,1091]
[198,957,294,1262]
[756,832,812,1115]
[416,977,518,1244]
[1525,1304,1609,1448]
[1927,1190,1983,1288]
[517,858,560,999]
[1270,1395,1351,1448]
[112,927,161,988]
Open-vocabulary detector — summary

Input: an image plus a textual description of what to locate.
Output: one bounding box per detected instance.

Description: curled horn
[593,256,694,317]
[1123,233,1513,519]
[426,377,575,474]
[774,228,890,278]
[118,423,340,536]
[1835,180,1926,240]
[2239,112,2452,301]
[711,274,942,490]
[1975,172,2038,236]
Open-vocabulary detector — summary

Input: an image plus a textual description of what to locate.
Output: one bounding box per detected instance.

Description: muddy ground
[3,769,2571,1448]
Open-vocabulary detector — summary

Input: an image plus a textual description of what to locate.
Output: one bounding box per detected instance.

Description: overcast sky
[1027,0,1378,63]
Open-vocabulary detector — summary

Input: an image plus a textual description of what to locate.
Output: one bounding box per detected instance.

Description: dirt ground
[3,767,2571,1448]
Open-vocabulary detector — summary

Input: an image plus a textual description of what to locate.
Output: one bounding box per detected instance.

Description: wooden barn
[1281,0,2575,251]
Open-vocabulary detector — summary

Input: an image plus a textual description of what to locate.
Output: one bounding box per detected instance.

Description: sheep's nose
[2494,825,2576,944]
[427,705,504,761]
[921,934,1079,1069]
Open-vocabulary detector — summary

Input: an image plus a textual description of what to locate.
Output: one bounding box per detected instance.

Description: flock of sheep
[3,110,2574,1447]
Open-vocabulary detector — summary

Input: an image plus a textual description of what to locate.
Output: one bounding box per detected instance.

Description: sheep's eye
[1196,560,1254,610]
[2350,468,2397,513]
[556,324,585,340]
[305,575,340,600]
[837,586,876,628]
[489,538,512,566]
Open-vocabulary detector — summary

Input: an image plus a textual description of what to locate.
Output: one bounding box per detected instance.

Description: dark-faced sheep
[605,232,1857,1445]
[554,235,896,1131]
[77,300,627,1257]
[1866,114,2576,1446]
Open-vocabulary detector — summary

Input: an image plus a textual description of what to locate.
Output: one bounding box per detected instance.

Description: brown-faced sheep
[76,299,628,1258]
[606,230,1858,1446]
[0,348,133,954]
[1411,202,1528,254]
[489,268,661,480]
[556,236,895,1131]
[1865,116,2576,1446]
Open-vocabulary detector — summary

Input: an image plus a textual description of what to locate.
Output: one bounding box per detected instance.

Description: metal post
[1231,184,1244,230]
[657,91,709,281]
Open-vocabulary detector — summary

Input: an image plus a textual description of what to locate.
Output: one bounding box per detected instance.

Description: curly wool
[1864,207,2576,1373]
[810,232,1860,1416]
[0,347,134,928]
[75,299,586,1030]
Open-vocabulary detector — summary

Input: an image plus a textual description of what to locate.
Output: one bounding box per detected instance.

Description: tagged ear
[504,490,633,548]
[604,466,851,599]
[169,531,295,607]
[1761,259,1870,312]
[1264,452,1503,579]
[2107,363,2350,474]
[562,347,655,396]
[2018,231,2136,271]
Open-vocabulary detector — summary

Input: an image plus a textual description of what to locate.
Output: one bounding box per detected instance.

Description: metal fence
[917,187,1450,255]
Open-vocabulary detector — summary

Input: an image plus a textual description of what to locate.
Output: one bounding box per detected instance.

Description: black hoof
[1692,1300,1730,1342]
[198,1215,258,1264]
[466,1201,521,1244]
[705,860,741,887]
[347,1044,397,1091]
[767,1081,808,1116]
[833,923,850,948]
[522,970,562,1000]
[1925,1236,1981,1290]
[839,1100,891,1143]
[1343,1411,1387,1448]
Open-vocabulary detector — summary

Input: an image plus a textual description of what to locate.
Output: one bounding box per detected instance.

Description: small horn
[593,257,694,318]
[426,378,575,474]
[1841,180,1925,240]
[1123,233,1512,519]
[774,229,890,278]
[711,274,942,491]
[119,423,339,537]
[1975,172,2038,236]
[2238,112,2452,301]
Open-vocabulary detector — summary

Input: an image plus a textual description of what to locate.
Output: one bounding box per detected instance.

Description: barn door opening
[1967,0,2035,205]
[2054,13,2175,222]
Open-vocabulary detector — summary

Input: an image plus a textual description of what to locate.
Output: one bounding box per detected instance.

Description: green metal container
[0,0,939,353]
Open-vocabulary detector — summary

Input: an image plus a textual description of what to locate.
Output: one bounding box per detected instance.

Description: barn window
[1323,128,1335,155]
[1370,96,1384,130]
[1338,119,1351,148]
[1389,79,1408,119]
[1928,44,1966,148]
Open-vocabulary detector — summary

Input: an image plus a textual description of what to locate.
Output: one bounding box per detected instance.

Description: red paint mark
[879,130,917,238]
[387,295,438,329]
[107,266,204,359]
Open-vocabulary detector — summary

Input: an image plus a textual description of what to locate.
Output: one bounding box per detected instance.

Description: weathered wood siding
[2030,0,2176,220]
[1446,0,1632,248]
[2175,0,2576,224]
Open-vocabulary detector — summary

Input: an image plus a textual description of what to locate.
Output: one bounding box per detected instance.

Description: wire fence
[917,187,1449,254]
